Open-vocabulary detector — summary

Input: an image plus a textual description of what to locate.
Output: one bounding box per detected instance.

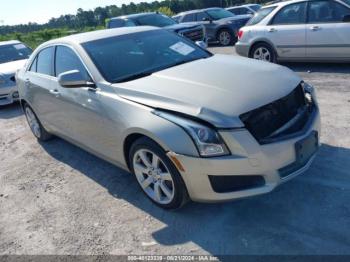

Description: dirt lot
[1,47,350,256]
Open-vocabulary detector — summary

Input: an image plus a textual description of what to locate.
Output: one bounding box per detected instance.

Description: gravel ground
[0,46,350,256]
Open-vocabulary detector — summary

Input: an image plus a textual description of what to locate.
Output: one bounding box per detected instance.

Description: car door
[51,45,115,156]
[306,0,350,58]
[25,46,63,133]
[265,2,307,58]
[195,12,217,40]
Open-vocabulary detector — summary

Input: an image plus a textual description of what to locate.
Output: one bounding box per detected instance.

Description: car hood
[0,59,27,76]
[113,55,301,128]
[164,22,202,31]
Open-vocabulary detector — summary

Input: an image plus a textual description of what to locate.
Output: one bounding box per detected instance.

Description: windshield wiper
[113,71,153,83]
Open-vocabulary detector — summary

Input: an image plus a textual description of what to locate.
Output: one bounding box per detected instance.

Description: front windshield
[82,30,211,83]
[136,14,177,27]
[340,0,350,5]
[206,9,234,20]
[246,6,276,26]
[0,43,32,64]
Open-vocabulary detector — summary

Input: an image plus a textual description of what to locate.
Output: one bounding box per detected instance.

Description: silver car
[0,40,32,106]
[17,27,321,209]
[235,0,350,62]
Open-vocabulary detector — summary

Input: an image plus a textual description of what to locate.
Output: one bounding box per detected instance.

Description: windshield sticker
[14,44,26,50]
[170,42,195,56]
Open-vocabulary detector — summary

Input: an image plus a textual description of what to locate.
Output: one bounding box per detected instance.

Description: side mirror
[203,17,212,23]
[343,14,350,22]
[58,70,95,88]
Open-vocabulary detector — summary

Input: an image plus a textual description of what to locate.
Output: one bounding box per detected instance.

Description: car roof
[41,26,159,46]
[177,7,223,16]
[110,12,158,20]
[264,0,310,8]
[0,40,21,47]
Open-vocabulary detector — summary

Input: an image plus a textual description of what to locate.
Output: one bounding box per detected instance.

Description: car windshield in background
[136,14,177,27]
[82,30,211,83]
[246,6,276,25]
[0,43,32,64]
[250,4,262,11]
[206,9,234,20]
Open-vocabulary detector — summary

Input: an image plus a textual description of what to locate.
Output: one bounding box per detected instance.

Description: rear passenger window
[182,13,195,22]
[272,2,306,25]
[55,46,89,79]
[308,1,350,23]
[36,47,55,76]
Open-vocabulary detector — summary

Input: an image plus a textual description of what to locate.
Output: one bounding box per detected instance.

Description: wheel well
[217,27,232,38]
[20,99,27,111]
[123,133,146,170]
[249,41,276,58]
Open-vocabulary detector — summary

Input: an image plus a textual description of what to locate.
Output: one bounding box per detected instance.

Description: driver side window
[197,12,210,21]
[55,46,89,80]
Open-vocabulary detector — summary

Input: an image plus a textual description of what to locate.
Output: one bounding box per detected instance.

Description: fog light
[12,92,19,98]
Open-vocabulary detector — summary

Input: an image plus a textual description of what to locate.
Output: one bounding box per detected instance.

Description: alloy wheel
[219,31,231,46]
[253,47,272,62]
[133,149,175,205]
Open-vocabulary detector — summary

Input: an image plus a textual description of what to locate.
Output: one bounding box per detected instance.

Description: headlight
[301,82,317,105]
[154,111,230,157]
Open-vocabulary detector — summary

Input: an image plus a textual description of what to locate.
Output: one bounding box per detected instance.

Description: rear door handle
[268,28,276,32]
[25,79,31,87]
[49,89,60,97]
[310,26,320,31]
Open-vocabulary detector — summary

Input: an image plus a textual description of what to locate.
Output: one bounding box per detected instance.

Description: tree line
[0,0,263,48]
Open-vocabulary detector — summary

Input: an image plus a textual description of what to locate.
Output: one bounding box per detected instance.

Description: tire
[217,29,234,46]
[24,104,52,141]
[129,137,189,210]
[249,43,276,63]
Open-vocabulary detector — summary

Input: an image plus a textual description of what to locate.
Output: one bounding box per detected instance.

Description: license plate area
[295,131,319,166]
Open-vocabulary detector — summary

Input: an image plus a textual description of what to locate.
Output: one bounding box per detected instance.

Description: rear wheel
[250,43,276,63]
[129,137,189,209]
[24,104,52,141]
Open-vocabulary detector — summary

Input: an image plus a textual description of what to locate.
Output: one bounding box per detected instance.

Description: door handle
[310,26,320,31]
[25,79,31,87]
[49,89,60,97]
[268,28,276,32]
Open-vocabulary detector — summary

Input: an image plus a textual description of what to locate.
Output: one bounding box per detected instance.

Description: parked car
[0,40,32,106]
[107,12,207,48]
[17,26,320,209]
[173,8,251,46]
[236,0,350,63]
[226,4,262,16]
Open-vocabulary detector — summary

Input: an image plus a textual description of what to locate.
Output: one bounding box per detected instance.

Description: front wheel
[24,104,52,141]
[250,43,276,63]
[217,29,234,46]
[129,137,189,209]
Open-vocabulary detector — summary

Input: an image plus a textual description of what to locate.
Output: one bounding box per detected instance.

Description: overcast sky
[1,0,153,25]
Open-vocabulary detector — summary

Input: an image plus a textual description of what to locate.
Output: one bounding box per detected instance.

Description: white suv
[235,0,350,62]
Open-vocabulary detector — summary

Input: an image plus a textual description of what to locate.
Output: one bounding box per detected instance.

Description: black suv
[173,8,251,46]
[107,12,207,48]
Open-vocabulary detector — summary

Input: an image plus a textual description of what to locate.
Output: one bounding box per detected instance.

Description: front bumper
[0,83,19,106]
[235,41,250,57]
[169,109,321,202]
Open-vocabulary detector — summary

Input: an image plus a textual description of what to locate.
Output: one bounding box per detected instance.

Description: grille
[240,84,314,144]
[182,28,204,42]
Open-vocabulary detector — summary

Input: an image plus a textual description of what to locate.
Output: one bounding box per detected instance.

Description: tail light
[238,30,244,40]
